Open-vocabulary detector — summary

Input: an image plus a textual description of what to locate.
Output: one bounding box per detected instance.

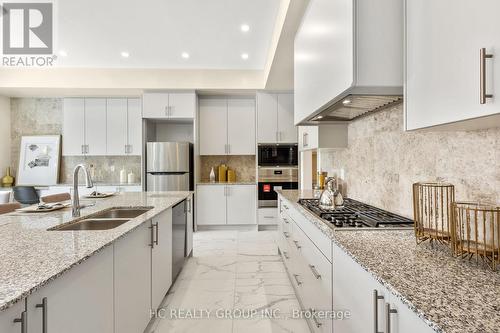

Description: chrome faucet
[72,164,93,217]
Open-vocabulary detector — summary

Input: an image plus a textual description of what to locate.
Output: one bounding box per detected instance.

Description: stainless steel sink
[49,207,153,231]
[53,218,130,231]
[91,207,152,219]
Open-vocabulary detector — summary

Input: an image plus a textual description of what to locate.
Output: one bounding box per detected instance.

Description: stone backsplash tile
[9,98,141,184]
[199,155,256,182]
[320,104,500,218]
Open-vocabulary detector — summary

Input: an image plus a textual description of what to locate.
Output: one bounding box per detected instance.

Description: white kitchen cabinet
[168,92,196,119]
[277,93,296,143]
[196,185,226,225]
[298,124,348,151]
[405,0,500,130]
[186,193,194,256]
[226,185,257,225]
[142,92,195,119]
[199,98,256,155]
[196,185,256,225]
[106,98,142,155]
[127,98,142,155]
[294,0,403,124]
[114,222,151,333]
[151,209,173,310]
[84,98,107,156]
[0,300,26,333]
[199,99,228,156]
[257,92,297,143]
[106,98,128,155]
[62,98,85,155]
[27,246,114,333]
[227,99,256,155]
[332,243,434,333]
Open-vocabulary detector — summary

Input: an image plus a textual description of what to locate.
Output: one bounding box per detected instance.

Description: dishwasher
[172,200,187,280]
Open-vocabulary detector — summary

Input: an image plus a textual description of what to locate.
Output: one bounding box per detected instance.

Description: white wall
[0,96,11,175]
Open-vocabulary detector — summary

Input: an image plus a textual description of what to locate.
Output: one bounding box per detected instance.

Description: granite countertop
[0,191,191,311]
[197,181,256,185]
[276,189,500,333]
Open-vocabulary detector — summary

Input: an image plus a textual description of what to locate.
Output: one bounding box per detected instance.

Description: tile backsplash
[199,155,256,182]
[10,98,142,184]
[319,104,500,218]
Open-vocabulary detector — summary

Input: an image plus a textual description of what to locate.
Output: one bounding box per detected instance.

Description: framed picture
[17,135,61,186]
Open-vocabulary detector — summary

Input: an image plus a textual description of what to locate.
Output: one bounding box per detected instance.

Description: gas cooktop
[298,198,414,228]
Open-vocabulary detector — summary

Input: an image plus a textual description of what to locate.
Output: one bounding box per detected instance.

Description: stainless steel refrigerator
[146,142,193,191]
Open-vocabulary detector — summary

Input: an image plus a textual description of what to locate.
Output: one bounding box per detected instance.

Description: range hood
[294,0,404,124]
[311,95,403,122]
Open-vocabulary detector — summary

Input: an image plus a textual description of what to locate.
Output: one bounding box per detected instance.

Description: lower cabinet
[277,199,333,333]
[114,222,152,333]
[27,246,114,333]
[332,243,434,333]
[196,184,256,225]
[0,300,26,333]
[151,209,173,310]
[258,207,277,225]
[186,194,194,256]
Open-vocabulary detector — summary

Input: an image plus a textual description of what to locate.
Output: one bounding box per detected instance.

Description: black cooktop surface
[298,198,414,228]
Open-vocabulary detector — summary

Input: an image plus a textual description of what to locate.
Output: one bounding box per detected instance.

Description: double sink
[50,207,153,231]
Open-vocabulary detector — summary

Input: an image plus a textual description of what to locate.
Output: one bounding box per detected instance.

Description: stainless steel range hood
[311,94,403,122]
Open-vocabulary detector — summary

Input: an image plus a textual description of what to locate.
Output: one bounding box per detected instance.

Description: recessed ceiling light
[181,52,190,59]
[315,115,324,120]
[241,24,250,32]
[120,51,130,58]
[241,53,249,60]
[342,99,351,105]
[58,50,67,57]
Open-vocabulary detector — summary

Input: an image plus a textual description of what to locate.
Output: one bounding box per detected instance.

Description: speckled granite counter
[276,189,500,333]
[0,191,191,311]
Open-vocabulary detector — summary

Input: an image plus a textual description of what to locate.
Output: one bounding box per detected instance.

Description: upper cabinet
[294,0,403,124]
[405,0,500,130]
[63,97,142,156]
[199,98,256,156]
[142,92,196,119]
[257,92,297,143]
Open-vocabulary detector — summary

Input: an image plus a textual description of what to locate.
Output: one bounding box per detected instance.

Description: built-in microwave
[258,144,298,167]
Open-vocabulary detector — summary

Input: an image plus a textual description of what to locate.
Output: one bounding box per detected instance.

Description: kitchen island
[276,189,500,333]
[0,191,192,333]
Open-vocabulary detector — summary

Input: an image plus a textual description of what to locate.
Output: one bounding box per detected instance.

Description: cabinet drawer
[281,200,332,262]
[258,208,278,225]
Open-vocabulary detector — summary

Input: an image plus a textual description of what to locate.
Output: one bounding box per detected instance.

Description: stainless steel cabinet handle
[13,310,27,333]
[282,217,290,224]
[282,251,290,259]
[309,308,322,328]
[480,48,494,104]
[149,223,155,248]
[373,290,384,333]
[293,274,302,286]
[276,131,278,142]
[283,204,289,210]
[170,105,174,116]
[154,222,159,245]
[293,240,301,249]
[283,231,290,238]
[227,144,230,154]
[187,198,192,212]
[308,264,321,279]
[164,106,168,117]
[81,145,85,154]
[263,216,274,218]
[128,145,132,154]
[385,303,397,333]
[85,145,89,154]
[36,297,48,333]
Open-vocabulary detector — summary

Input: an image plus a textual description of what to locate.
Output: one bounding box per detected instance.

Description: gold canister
[227,169,236,183]
[218,164,227,182]
[317,172,327,189]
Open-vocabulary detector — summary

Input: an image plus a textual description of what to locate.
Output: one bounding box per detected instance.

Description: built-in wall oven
[257,144,299,208]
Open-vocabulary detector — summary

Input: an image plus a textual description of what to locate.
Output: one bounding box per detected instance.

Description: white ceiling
[54,0,281,69]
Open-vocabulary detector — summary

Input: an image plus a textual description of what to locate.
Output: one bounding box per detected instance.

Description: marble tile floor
[147,230,311,333]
